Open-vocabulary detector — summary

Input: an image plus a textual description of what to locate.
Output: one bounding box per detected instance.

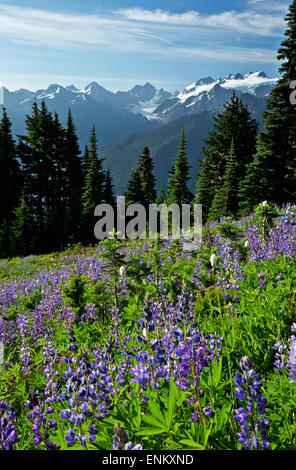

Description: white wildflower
[119,266,126,277]
[210,254,217,268]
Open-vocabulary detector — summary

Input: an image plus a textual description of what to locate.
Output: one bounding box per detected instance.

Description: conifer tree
[82,145,89,180]
[125,168,145,206]
[104,169,116,206]
[208,139,238,220]
[64,109,83,244]
[156,185,166,205]
[10,192,36,257]
[0,108,21,256]
[238,138,275,214]
[195,154,216,223]
[195,92,258,221]
[47,111,68,251]
[239,0,296,209]
[18,101,66,252]
[81,126,105,244]
[0,108,21,226]
[167,129,193,206]
[137,146,156,207]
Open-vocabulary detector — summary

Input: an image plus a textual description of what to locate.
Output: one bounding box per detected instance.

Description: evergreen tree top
[277,0,296,79]
[167,129,193,206]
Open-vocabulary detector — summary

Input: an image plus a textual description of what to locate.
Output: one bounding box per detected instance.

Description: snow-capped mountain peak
[178,80,219,104]
[1,71,278,131]
[81,82,114,101]
[36,84,63,100]
[220,71,278,94]
[177,71,277,106]
[150,71,278,122]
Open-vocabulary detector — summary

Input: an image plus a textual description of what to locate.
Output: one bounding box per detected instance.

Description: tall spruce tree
[137,146,156,207]
[125,168,145,205]
[156,185,166,205]
[81,126,105,244]
[10,192,36,257]
[195,92,258,221]
[238,141,275,215]
[0,108,20,223]
[0,108,21,257]
[47,111,68,251]
[81,145,89,181]
[195,153,217,221]
[104,169,116,206]
[208,139,238,221]
[64,109,83,244]
[167,129,193,206]
[239,0,296,210]
[18,101,66,252]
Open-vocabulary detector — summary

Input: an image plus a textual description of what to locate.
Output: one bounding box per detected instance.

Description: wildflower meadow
[0,202,296,451]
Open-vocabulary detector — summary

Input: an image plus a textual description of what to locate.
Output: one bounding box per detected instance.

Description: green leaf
[211,357,222,387]
[142,414,165,428]
[164,441,183,450]
[91,440,112,450]
[167,375,176,428]
[178,439,204,450]
[148,400,166,427]
[136,427,167,436]
[131,400,141,429]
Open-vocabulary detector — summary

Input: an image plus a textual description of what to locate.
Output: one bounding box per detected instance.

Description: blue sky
[0,0,289,92]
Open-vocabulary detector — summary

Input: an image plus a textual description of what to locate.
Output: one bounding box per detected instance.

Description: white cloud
[0,2,287,65]
[247,0,289,11]
[116,6,286,36]
[171,45,276,63]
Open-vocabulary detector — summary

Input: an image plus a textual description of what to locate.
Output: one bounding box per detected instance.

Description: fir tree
[137,146,156,207]
[0,108,21,226]
[10,192,36,257]
[195,154,217,223]
[104,169,116,206]
[156,185,166,205]
[125,168,145,206]
[81,145,89,180]
[81,126,105,244]
[18,101,67,252]
[167,129,193,206]
[238,136,275,214]
[240,0,296,208]
[46,111,68,251]
[64,109,83,244]
[195,92,258,221]
[208,139,238,220]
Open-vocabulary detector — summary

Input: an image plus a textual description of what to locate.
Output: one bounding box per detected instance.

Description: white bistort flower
[210,253,217,268]
[142,328,148,339]
[119,266,126,277]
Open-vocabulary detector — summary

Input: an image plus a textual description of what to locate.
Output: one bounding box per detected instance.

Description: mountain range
[1,71,278,194]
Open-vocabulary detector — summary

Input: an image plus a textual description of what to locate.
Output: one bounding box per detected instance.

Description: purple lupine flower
[288,334,296,383]
[273,340,288,370]
[0,401,19,450]
[112,424,142,450]
[60,409,71,420]
[203,406,215,418]
[233,356,270,450]
[191,411,198,422]
[65,429,77,446]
